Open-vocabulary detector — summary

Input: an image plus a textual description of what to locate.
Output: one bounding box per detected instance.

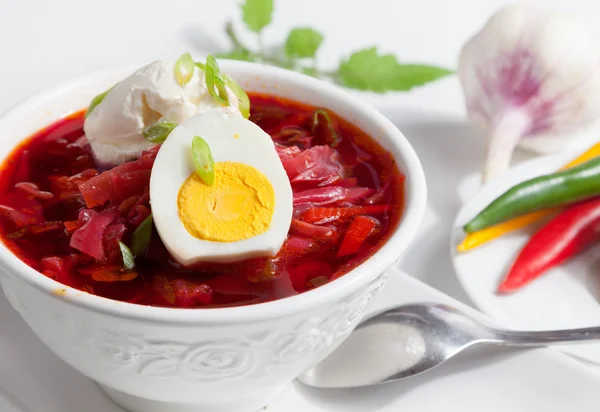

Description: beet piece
[70,211,119,260]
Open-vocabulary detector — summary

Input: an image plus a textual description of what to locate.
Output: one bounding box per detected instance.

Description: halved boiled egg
[149,111,293,265]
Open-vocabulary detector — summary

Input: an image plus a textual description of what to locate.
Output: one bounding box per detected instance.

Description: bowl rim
[0,60,427,324]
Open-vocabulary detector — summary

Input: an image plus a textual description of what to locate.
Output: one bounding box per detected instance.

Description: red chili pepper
[499,197,600,293]
[337,215,378,257]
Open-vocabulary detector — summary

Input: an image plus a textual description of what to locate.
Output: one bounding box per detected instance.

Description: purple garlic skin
[458,2,600,181]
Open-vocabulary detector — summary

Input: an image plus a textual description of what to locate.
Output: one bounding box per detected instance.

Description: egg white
[149,110,293,265]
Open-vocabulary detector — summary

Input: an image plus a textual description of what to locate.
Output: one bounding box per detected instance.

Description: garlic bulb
[458,2,600,181]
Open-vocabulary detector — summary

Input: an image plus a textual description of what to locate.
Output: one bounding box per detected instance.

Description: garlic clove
[459,2,600,181]
[518,116,600,155]
[484,110,530,182]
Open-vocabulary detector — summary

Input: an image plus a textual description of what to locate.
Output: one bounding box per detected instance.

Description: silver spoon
[298,303,600,389]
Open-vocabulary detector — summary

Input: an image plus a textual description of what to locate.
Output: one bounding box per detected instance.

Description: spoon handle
[488,326,600,346]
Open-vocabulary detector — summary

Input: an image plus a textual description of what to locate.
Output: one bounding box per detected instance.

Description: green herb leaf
[284,27,324,58]
[194,61,206,70]
[118,241,136,270]
[338,47,453,92]
[192,136,215,185]
[85,86,114,118]
[174,52,195,86]
[241,0,273,33]
[221,21,254,61]
[131,214,153,256]
[263,56,293,69]
[312,109,341,148]
[143,121,178,143]
[215,49,255,62]
[217,5,452,92]
[301,67,318,77]
[205,55,229,105]
[386,64,454,90]
[90,268,137,282]
[223,74,250,119]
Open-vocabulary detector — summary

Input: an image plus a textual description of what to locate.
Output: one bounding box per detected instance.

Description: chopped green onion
[174,52,195,86]
[85,86,114,118]
[194,61,206,70]
[118,241,136,270]
[223,74,250,119]
[312,109,341,148]
[309,275,329,287]
[192,135,215,185]
[205,55,229,105]
[7,229,27,239]
[154,275,176,304]
[131,214,153,256]
[215,76,229,103]
[143,121,178,143]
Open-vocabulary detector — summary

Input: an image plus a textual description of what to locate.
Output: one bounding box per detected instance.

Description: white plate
[2,268,600,411]
[452,152,600,364]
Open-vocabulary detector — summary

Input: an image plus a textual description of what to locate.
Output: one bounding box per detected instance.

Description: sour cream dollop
[84,59,241,166]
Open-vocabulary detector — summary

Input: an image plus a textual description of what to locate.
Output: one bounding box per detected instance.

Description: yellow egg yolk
[177,161,275,242]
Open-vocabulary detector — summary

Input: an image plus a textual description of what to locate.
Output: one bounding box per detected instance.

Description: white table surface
[1,0,600,409]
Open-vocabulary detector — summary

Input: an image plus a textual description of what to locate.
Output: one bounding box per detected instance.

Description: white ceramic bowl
[0,61,426,412]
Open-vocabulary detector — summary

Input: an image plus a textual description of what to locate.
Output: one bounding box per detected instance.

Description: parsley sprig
[216,0,453,92]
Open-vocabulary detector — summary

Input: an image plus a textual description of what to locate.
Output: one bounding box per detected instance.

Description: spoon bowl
[298,303,600,388]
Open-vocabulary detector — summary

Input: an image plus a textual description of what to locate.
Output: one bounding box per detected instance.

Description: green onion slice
[223,74,250,119]
[205,55,229,105]
[131,214,153,256]
[154,275,176,304]
[85,86,114,118]
[143,121,178,143]
[174,52,195,86]
[192,135,215,185]
[194,61,206,70]
[312,109,341,148]
[118,241,136,270]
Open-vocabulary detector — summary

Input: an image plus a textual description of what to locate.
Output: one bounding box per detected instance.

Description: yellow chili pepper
[561,143,600,169]
[457,142,600,252]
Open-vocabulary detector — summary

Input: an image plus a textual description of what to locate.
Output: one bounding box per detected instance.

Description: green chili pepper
[464,156,600,233]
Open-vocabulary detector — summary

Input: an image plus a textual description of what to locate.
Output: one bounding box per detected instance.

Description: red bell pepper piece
[301,204,389,224]
[499,197,600,293]
[290,219,338,241]
[77,264,138,282]
[280,236,319,257]
[64,220,81,233]
[289,260,331,291]
[171,279,213,307]
[337,215,378,257]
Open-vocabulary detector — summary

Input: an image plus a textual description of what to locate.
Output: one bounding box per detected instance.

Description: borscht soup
[0,55,404,309]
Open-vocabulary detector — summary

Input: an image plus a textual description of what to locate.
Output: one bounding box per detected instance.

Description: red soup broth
[0,93,405,308]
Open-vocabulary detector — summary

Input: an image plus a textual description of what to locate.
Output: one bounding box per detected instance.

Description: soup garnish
[0,56,405,308]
